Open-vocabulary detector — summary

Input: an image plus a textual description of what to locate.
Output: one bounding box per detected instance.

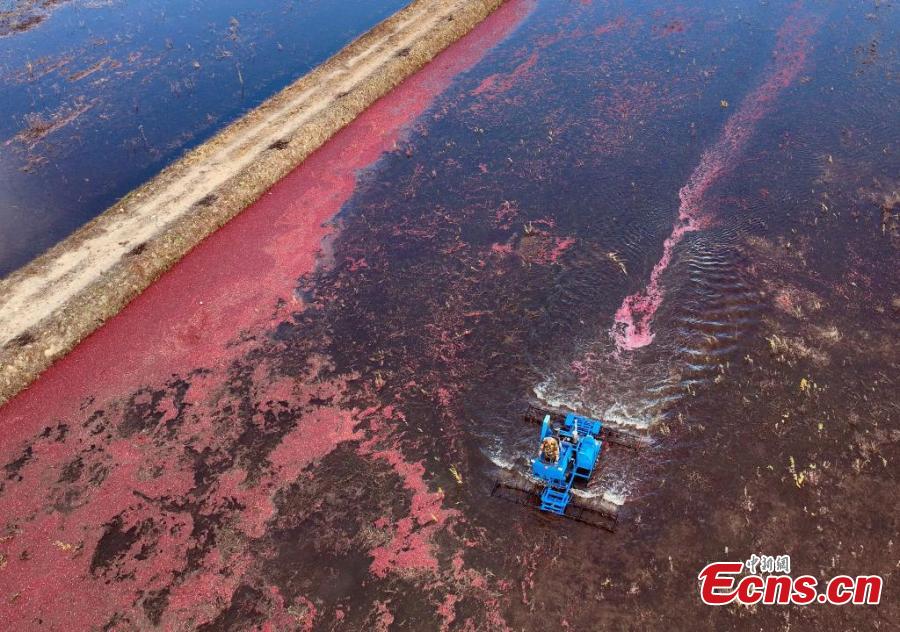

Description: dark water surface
[260,0,899,626]
[0,0,898,629]
[0,0,410,276]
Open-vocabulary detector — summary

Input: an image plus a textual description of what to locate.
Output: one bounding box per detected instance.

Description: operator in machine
[540,436,560,463]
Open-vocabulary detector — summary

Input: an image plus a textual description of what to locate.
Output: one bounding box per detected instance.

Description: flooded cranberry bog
[0,0,409,276]
[1,0,898,629]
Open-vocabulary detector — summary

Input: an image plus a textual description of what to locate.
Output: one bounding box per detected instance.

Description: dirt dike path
[0,0,507,406]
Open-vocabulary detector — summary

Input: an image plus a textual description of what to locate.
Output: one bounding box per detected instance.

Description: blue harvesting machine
[491,405,624,530]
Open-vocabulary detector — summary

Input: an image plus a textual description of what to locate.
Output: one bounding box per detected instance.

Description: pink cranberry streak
[611,11,817,350]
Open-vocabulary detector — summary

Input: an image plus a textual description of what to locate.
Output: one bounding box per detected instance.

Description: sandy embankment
[0,0,507,405]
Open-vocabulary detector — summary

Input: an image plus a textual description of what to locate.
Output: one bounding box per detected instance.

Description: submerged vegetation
[0,0,71,38]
